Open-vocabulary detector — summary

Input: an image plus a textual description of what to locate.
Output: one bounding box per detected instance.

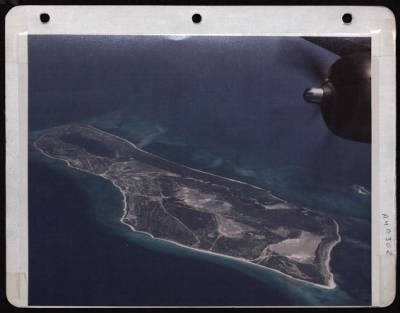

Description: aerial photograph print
[28,35,371,306]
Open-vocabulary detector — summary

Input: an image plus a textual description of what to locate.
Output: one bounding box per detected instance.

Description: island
[352,184,371,196]
[34,124,341,288]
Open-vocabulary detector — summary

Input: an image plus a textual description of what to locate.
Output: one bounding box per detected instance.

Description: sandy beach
[34,125,341,290]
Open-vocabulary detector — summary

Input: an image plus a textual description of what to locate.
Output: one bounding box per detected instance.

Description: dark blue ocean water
[28,119,370,306]
[29,158,302,306]
[28,35,371,306]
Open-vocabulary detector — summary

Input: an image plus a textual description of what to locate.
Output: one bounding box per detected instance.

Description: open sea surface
[28,35,371,306]
[28,114,371,306]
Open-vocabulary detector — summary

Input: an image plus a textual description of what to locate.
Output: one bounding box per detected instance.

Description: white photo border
[5,5,396,307]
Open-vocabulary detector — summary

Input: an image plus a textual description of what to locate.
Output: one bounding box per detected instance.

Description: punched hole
[40,13,50,23]
[192,13,202,24]
[342,13,352,24]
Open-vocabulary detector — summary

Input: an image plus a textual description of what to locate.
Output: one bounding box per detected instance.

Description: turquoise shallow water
[95,113,370,304]
[29,112,370,306]
[28,35,371,306]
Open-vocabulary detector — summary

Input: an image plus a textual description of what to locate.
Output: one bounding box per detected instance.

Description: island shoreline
[33,125,341,290]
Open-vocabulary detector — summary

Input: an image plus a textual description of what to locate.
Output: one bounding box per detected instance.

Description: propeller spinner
[303,38,371,144]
